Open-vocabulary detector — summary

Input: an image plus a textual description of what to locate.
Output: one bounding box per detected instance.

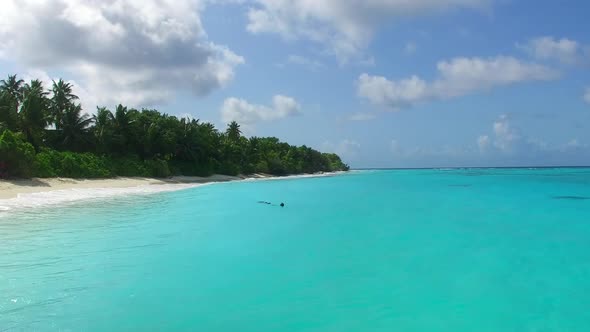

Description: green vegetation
[0,74,349,179]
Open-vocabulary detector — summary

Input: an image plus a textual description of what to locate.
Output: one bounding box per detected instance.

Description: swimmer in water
[257,201,284,207]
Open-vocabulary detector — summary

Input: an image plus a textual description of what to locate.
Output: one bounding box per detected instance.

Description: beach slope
[0,175,258,200]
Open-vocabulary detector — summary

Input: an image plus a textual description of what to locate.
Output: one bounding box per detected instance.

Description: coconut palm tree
[110,104,133,153]
[51,79,78,128]
[0,75,24,130]
[200,122,217,134]
[19,79,49,149]
[93,107,114,153]
[59,104,93,151]
[177,117,200,161]
[0,91,19,131]
[226,121,241,142]
[0,75,24,103]
[110,105,141,154]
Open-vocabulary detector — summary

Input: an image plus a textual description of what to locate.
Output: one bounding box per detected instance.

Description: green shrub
[0,130,36,178]
[32,150,111,178]
[254,160,269,174]
[267,158,287,175]
[145,158,171,178]
[218,161,240,176]
[72,153,111,178]
[109,156,150,177]
[168,160,214,177]
[241,163,256,175]
[33,150,57,177]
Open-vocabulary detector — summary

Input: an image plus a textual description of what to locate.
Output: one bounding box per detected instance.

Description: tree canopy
[0,74,349,179]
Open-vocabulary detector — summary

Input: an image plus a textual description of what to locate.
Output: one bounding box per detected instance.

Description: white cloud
[561,139,590,153]
[358,56,559,109]
[322,139,360,157]
[347,112,376,121]
[386,118,590,166]
[478,115,545,155]
[0,0,244,108]
[22,69,56,91]
[518,36,584,65]
[22,69,99,114]
[358,74,428,110]
[246,0,490,61]
[220,95,301,131]
[387,118,590,167]
[492,115,522,152]
[477,135,490,152]
[584,87,590,104]
[474,115,590,165]
[286,55,324,70]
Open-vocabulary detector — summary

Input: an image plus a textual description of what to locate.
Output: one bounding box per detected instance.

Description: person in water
[257,201,284,207]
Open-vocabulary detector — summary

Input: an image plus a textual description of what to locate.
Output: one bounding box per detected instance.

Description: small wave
[241,171,348,182]
[0,172,350,215]
[0,183,208,215]
[552,195,590,201]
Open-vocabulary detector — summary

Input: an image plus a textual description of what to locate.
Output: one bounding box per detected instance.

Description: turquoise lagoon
[1,169,590,331]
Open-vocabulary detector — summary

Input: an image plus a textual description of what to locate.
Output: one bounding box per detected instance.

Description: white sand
[0,175,260,200]
[0,172,345,213]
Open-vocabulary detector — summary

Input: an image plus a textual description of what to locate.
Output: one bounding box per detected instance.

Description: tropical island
[0,75,349,180]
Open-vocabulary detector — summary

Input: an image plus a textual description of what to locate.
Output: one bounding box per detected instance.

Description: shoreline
[0,174,248,200]
[0,172,346,212]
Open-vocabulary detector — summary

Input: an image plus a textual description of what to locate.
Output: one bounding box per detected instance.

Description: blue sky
[1,0,589,168]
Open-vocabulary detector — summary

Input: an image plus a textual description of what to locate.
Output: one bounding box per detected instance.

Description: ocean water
[2,169,590,331]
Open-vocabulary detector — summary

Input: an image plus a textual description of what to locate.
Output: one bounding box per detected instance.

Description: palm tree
[0,74,24,103]
[93,107,114,153]
[109,104,130,153]
[111,104,139,154]
[0,75,24,128]
[226,121,241,142]
[195,121,221,167]
[19,79,49,149]
[59,104,93,151]
[0,92,19,131]
[200,122,217,134]
[247,136,262,162]
[177,117,200,161]
[51,79,78,128]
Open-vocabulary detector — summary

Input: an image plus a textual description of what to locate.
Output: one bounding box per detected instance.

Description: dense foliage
[0,75,349,179]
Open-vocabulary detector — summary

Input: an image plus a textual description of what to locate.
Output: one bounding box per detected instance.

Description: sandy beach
[0,172,344,213]
[0,174,272,200]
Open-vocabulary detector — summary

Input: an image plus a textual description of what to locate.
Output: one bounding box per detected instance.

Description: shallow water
[2,169,590,331]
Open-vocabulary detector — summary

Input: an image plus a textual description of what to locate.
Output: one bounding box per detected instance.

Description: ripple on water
[553,196,590,200]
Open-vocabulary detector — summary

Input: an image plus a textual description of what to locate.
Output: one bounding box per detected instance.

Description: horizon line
[352,166,590,171]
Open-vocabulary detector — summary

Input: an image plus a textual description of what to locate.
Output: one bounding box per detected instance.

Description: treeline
[0,75,349,179]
